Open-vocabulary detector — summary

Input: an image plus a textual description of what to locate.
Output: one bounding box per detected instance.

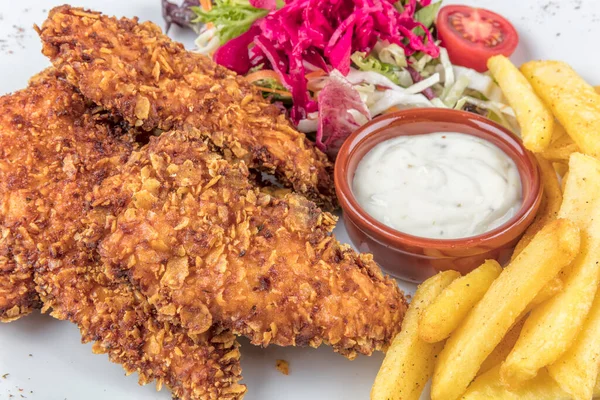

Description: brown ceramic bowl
[335,108,542,282]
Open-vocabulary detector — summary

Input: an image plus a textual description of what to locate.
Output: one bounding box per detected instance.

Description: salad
[162,0,520,157]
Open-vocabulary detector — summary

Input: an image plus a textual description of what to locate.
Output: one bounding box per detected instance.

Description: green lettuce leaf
[413,1,442,36]
[191,0,268,44]
[351,52,402,85]
[415,1,442,29]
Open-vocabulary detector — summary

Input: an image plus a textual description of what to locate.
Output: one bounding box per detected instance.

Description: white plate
[0,1,599,399]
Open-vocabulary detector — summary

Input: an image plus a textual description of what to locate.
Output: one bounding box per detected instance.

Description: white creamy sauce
[352,132,522,239]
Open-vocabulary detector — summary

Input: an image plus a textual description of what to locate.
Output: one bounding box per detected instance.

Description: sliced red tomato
[436,5,519,72]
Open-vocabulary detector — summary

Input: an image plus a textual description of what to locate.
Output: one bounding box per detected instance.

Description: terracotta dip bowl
[334,108,542,282]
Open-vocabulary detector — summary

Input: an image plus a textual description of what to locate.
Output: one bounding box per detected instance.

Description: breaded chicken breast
[0,69,136,321]
[96,129,407,359]
[38,5,337,210]
[0,72,245,399]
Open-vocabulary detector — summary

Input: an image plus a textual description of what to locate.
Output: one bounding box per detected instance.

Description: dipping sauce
[352,132,522,239]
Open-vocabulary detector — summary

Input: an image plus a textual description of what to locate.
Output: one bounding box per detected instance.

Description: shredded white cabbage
[348,108,371,124]
[430,98,447,108]
[456,96,515,118]
[368,90,433,116]
[412,54,433,73]
[405,73,440,95]
[354,83,377,105]
[313,61,517,134]
[374,41,408,68]
[442,75,470,108]
[453,66,505,102]
[298,45,516,134]
[297,112,319,133]
[346,69,400,89]
[439,47,455,88]
[455,96,519,133]
[193,26,220,55]
[395,69,414,88]
[347,68,437,95]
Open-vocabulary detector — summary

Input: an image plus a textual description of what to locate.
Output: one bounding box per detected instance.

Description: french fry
[511,155,562,259]
[487,55,554,152]
[371,270,460,400]
[553,162,568,178]
[529,276,563,307]
[562,172,569,193]
[595,85,600,94]
[479,275,563,377]
[541,132,579,163]
[419,260,502,343]
[545,124,579,166]
[550,121,568,143]
[480,272,565,375]
[431,219,580,400]
[548,291,600,400]
[463,365,600,400]
[479,317,526,376]
[521,61,600,158]
[501,153,600,387]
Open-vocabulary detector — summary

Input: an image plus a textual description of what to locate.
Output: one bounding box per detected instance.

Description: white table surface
[0,0,599,399]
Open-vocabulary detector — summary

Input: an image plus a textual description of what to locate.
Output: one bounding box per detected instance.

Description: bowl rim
[334,108,543,251]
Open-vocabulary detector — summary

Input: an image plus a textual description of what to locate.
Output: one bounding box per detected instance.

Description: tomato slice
[436,5,519,72]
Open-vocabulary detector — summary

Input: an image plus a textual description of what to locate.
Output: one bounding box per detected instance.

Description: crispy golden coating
[38,5,337,210]
[35,204,245,400]
[0,69,134,321]
[0,237,40,322]
[98,130,407,359]
[0,72,245,399]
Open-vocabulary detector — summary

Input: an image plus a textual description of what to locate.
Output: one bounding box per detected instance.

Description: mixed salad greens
[162,0,517,157]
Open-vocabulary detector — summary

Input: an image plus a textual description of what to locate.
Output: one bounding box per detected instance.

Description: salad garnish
[316,72,371,157]
[191,0,271,44]
[163,1,520,157]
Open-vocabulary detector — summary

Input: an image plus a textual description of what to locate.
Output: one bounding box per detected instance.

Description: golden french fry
[479,275,563,377]
[541,133,579,163]
[419,260,502,343]
[481,272,565,374]
[487,55,554,152]
[463,365,600,400]
[595,85,600,94]
[511,155,562,259]
[371,270,460,400]
[561,171,569,193]
[431,219,580,400]
[548,290,600,400]
[529,276,563,307]
[550,121,568,143]
[479,317,526,376]
[553,162,568,178]
[521,61,600,158]
[501,153,600,387]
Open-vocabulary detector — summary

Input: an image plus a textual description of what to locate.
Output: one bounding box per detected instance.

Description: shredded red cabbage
[214,26,261,74]
[316,74,371,158]
[249,0,278,10]
[211,0,438,153]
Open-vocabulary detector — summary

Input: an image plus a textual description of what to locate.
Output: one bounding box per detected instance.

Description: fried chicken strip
[35,202,245,400]
[38,5,337,210]
[0,68,130,321]
[0,72,245,399]
[97,129,407,359]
